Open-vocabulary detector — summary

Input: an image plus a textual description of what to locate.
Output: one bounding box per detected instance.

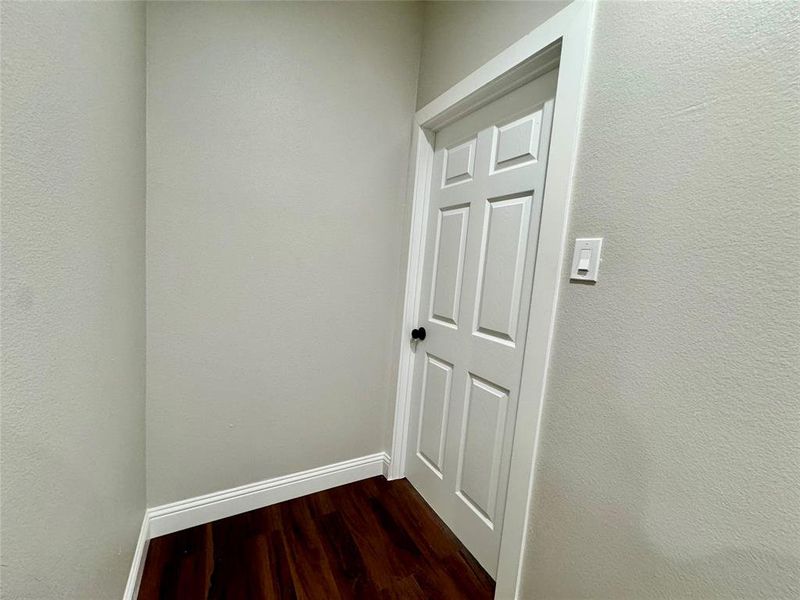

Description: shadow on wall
[523,372,800,599]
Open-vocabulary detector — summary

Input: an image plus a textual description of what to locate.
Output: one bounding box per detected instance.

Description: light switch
[570,238,603,282]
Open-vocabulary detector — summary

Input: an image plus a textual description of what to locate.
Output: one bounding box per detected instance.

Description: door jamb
[388,2,596,598]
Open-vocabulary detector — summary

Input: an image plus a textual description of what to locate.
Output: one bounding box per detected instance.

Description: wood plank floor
[138,476,495,599]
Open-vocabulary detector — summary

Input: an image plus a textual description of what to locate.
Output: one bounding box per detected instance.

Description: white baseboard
[122,512,150,600]
[122,451,390,598]
[148,452,391,538]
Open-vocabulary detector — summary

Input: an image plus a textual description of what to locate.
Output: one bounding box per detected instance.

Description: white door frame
[388,2,596,598]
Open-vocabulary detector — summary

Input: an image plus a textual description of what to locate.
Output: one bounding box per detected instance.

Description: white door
[405,69,557,577]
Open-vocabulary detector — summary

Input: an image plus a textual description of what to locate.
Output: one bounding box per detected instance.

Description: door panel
[443,138,476,187]
[406,68,558,577]
[416,354,453,476]
[457,374,509,525]
[473,194,533,345]
[429,206,470,328]
[492,111,542,171]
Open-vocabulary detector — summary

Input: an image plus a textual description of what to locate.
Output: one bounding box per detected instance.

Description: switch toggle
[577,249,591,274]
[570,238,603,282]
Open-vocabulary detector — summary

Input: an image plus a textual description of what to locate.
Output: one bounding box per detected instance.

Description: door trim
[388,3,596,598]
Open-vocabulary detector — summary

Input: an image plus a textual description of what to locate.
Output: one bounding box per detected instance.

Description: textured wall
[0,2,146,598]
[146,1,422,505]
[520,2,800,598]
[417,0,568,108]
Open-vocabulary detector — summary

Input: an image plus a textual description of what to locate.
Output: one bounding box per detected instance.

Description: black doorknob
[411,327,426,341]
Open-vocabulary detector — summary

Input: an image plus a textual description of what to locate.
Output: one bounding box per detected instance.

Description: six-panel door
[406,70,558,577]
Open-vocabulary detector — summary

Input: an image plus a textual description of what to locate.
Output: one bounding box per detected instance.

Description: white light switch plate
[570,238,603,282]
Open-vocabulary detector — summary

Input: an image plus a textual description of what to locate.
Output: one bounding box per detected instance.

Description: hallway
[3,2,797,598]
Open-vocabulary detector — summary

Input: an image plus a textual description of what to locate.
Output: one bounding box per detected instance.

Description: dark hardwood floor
[138,476,495,599]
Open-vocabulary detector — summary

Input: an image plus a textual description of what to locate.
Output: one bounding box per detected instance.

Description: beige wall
[145,1,422,505]
[0,2,146,598]
[417,0,568,108]
[517,2,799,598]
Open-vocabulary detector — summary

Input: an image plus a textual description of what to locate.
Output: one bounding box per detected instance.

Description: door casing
[388,3,596,598]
